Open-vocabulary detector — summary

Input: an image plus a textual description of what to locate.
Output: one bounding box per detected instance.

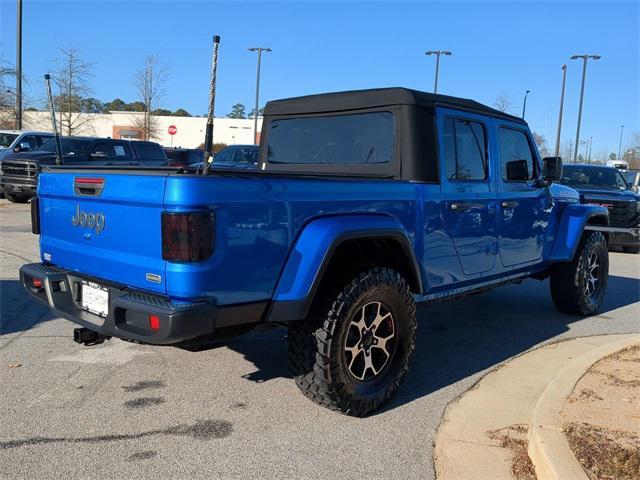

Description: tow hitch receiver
[73,327,110,346]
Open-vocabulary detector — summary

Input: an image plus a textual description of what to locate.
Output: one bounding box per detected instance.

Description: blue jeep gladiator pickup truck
[21,88,610,416]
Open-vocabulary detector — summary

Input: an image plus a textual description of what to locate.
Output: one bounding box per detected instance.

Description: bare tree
[132,55,169,140]
[532,132,550,158]
[52,48,95,135]
[493,91,514,113]
[0,51,18,128]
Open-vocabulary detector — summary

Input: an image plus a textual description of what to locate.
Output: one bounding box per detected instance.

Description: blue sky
[1,0,638,155]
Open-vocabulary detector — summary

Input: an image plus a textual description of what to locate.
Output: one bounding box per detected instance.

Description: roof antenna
[202,35,220,175]
[44,74,63,166]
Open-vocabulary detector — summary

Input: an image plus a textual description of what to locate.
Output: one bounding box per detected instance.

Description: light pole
[555,65,567,157]
[16,0,23,130]
[522,89,531,119]
[571,54,601,163]
[618,125,624,161]
[425,50,452,94]
[248,47,271,145]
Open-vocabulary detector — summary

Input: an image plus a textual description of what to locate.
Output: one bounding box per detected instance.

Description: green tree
[248,106,264,117]
[172,108,191,117]
[152,108,172,116]
[81,97,104,113]
[227,103,246,119]
[102,98,126,112]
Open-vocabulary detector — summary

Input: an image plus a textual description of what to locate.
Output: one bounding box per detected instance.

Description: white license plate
[81,281,109,317]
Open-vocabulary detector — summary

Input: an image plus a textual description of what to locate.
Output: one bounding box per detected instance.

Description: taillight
[161,211,215,262]
[31,197,40,234]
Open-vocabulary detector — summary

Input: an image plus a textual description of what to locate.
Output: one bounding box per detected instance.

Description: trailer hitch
[73,327,111,346]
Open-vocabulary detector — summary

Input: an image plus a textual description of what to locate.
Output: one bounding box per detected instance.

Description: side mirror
[542,156,563,181]
[506,159,529,181]
[13,142,32,153]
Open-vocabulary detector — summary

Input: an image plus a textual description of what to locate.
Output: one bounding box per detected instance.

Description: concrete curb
[527,334,640,480]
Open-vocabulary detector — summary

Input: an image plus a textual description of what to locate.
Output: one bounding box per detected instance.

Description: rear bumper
[19,263,216,345]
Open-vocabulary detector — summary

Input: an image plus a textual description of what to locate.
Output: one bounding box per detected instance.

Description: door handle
[501,201,519,209]
[450,202,483,211]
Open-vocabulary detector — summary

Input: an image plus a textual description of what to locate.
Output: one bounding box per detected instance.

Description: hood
[578,188,640,203]
[0,151,60,165]
[549,183,580,202]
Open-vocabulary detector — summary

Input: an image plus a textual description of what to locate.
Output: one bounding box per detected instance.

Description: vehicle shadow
[0,279,53,335]
[223,275,639,411]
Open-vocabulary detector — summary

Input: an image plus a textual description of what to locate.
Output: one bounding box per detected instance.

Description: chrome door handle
[450,202,482,211]
[501,201,519,209]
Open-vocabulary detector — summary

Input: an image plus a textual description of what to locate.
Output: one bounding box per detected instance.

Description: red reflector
[149,315,160,331]
[75,177,104,185]
[32,278,43,288]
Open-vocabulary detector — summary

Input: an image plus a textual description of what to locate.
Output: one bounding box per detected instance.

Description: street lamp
[618,125,624,162]
[555,65,567,157]
[570,54,601,163]
[522,90,531,119]
[425,50,452,94]
[248,47,271,145]
[15,0,23,129]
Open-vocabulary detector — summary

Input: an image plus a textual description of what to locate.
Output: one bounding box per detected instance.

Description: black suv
[0,136,168,202]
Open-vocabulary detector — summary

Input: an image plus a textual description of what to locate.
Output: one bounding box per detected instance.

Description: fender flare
[266,214,423,322]
[549,204,609,262]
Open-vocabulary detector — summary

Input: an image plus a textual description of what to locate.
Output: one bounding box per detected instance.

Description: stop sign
[168,125,177,135]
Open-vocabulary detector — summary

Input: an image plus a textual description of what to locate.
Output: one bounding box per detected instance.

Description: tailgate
[38,170,168,295]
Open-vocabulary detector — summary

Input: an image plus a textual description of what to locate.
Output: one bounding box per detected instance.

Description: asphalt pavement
[1,199,638,480]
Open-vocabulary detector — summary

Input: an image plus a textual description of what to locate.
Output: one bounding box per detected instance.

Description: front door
[496,125,551,267]
[439,111,498,276]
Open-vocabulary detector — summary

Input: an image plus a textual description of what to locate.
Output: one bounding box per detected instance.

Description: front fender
[267,214,421,322]
[549,204,608,262]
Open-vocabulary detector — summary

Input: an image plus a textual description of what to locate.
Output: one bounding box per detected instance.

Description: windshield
[624,171,639,185]
[37,138,91,156]
[0,133,19,148]
[561,165,628,190]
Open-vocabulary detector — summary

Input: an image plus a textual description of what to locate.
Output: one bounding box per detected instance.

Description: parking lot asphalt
[1,198,639,480]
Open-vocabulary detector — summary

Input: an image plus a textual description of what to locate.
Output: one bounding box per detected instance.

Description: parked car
[164,147,205,167]
[212,144,258,169]
[0,136,167,202]
[560,164,640,253]
[22,87,612,416]
[0,130,53,159]
[623,170,639,193]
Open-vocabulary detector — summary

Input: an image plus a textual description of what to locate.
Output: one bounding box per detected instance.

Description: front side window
[499,128,537,181]
[37,138,91,156]
[443,117,487,180]
[267,112,394,165]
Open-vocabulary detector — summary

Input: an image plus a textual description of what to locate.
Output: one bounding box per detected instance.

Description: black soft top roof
[264,87,525,123]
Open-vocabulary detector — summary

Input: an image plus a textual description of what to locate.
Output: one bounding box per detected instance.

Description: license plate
[81,281,109,317]
[11,185,22,192]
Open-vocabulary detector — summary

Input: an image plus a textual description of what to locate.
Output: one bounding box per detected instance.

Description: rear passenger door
[496,124,551,267]
[438,109,498,276]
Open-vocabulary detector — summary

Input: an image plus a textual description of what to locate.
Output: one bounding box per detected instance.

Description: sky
[1,0,638,156]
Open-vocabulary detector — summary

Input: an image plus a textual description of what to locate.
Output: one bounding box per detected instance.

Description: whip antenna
[44,74,63,166]
[202,35,220,175]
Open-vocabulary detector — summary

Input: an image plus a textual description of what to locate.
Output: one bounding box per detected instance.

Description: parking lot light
[425,50,452,94]
[570,54,601,163]
[248,47,272,145]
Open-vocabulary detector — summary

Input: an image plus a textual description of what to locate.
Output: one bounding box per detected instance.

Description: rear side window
[112,141,132,159]
[443,117,487,180]
[267,112,394,165]
[133,142,166,161]
[498,128,537,181]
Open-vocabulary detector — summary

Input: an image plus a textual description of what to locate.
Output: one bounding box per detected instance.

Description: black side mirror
[542,157,563,181]
[506,159,529,181]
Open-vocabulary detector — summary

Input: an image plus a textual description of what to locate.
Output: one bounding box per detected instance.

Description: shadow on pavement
[224,275,639,412]
[0,279,54,335]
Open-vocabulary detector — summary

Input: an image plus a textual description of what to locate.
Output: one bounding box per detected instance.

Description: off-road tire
[5,193,30,203]
[622,244,640,254]
[550,231,608,315]
[288,267,416,417]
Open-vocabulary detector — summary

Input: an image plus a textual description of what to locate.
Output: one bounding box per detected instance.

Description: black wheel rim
[343,301,396,381]
[585,250,600,298]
